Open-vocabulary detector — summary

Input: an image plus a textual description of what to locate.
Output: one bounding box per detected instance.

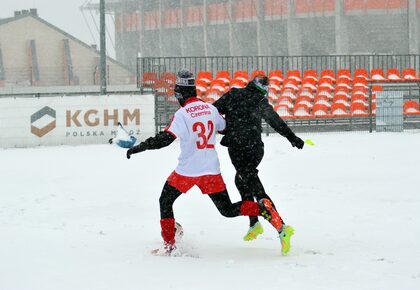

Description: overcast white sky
[0,0,116,58]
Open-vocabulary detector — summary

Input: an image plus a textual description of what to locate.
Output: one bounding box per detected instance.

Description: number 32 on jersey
[192,121,215,149]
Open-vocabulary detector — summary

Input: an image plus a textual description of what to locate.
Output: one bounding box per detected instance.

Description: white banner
[0,94,155,148]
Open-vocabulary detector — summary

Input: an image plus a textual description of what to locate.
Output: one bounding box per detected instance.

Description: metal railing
[153,85,420,134]
[275,84,420,133]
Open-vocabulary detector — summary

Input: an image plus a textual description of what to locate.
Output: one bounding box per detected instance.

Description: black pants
[228,144,274,226]
[159,182,243,219]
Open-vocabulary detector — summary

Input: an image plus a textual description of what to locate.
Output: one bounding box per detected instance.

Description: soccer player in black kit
[213,70,304,253]
[127,70,289,255]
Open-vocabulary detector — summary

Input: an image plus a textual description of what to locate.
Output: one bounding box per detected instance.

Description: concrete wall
[113,0,420,65]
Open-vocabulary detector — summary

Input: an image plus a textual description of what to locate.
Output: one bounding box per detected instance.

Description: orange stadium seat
[268,89,280,105]
[268,99,277,107]
[295,0,310,14]
[366,0,387,9]
[333,94,350,107]
[268,90,279,105]
[301,78,317,91]
[354,68,369,80]
[352,89,369,100]
[403,100,420,115]
[215,71,231,84]
[351,102,369,117]
[200,96,210,103]
[317,89,334,100]
[269,70,284,83]
[331,102,350,117]
[197,71,213,84]
[166,84,175,97]
[351,91,368,102]
[321,0,335,12]
[278,95,294,109]
[337,69,352,82]
[280,89,297,100]
[370,68,386,81]
[314,93,331,103]
[318,78,335,91]
[371,84,383,92]
[353,76,369,91]
[319,69,336,83]
[335,87,352,99]
[386,68,402,81]
[206,88,223,102]
[269,94,281,105]
[230,78,247,88]
[283,78,300,91]
[344,0,365,11]
[312,103,330,118]
[251,70,266,80]
[196,91,207,98]
[299,88,315,99]
[303,70,318,83]
[234,70,249,83]
[195,79,209,97]
[371,85,383,102]
[286,70,302,82]
[352,98,369,108]
[402,68,417,80]
[296,95,313,108]
[141,72,158,87]
[264,0,287,17]
[335,78,352,90]
[268,87,280,97]
[274,104,294,118]
[386,0,407,9]
[153,80,171,95]
[210,79,227,93]
[269,79,282,93]
[293,103,311,118]
[161,72,177,85]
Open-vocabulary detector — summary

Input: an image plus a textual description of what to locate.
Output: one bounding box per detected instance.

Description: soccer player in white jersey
[127,70,285,255]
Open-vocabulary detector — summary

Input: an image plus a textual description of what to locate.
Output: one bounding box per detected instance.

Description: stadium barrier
[137,55,420,133]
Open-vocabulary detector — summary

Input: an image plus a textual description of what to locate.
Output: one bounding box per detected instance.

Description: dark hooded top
[213,81,295,148]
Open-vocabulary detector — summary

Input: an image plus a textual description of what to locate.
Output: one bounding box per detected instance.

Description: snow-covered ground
[1,131,420,290]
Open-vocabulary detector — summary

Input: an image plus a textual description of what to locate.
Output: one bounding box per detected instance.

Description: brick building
[0,9,134,88]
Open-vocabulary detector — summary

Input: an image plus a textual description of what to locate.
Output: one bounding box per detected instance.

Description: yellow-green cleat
[243,222,264,241]
[279,225,294,255]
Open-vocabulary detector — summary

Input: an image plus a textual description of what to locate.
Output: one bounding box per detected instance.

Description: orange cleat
[258,198,283,232]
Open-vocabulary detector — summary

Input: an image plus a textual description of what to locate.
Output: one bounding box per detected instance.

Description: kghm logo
[31,106,56,137]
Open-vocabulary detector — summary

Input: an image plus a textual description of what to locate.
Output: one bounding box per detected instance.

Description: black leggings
[228,144,275,226]
[159,182,243,219]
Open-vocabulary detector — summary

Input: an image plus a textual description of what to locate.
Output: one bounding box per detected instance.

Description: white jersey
[165,98,226,177]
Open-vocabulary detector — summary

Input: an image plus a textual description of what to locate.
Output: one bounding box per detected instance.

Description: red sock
[240,201,260,216]
[160,218,175,245]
